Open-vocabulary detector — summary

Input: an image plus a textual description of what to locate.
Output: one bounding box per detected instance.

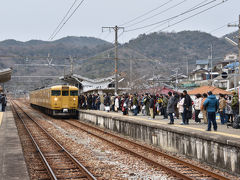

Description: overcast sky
[0,0,239,43]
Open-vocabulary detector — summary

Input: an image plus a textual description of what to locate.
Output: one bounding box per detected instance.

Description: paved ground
[0,106,29,180]
[89,110,240,139]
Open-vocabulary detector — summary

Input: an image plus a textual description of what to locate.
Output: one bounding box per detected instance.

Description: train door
[61,86,70,111]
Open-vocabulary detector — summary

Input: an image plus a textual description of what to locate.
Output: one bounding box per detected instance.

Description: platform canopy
[0,68,12,83]
[59,74,125,93]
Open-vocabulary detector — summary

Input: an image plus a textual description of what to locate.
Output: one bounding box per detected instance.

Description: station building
[59,74,130,95]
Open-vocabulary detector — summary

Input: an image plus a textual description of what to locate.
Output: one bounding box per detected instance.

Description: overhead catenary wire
[120,0,174,26]
[145,0,210,33]
[49,0,78,40]
[158,0,229,32]
[209,20,238,33]
[50,0,86,40]
[125,0,188,28]
[125,0,220,32]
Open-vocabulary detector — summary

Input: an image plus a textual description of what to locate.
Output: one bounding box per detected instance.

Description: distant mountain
[1,31,239,92]
[0,36,113,57]
[125,31,238,64]
[222,30,238,43]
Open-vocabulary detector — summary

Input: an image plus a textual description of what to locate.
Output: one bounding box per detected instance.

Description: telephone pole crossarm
[102,25,124,95]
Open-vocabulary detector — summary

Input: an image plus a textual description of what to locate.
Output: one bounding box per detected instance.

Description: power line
[50,0,86,40]
[120,0,174,26]
[158,0,229,32]
[209,20,237,33]
[125,0,188,28]
[49,0,78,40]
[145,0,210,33]
[125,0,219,32]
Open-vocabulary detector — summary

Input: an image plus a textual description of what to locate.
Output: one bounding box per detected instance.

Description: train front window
[62,91,69,96]
[51,90,61,96]
[70,90,78,96]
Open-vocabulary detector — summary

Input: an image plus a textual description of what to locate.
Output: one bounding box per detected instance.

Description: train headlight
[73,98,76,101]
[54,97,58,101]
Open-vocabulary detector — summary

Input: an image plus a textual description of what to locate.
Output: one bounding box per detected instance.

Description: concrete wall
[79,110,240,176]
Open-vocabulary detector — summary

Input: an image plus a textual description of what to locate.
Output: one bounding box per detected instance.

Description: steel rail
[63,120,194,180]
[66,120,230,180]
[11,100,97,180]
[11,101,57,180]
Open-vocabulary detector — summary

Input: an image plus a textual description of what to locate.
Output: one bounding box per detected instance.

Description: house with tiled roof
[188,86,232,99]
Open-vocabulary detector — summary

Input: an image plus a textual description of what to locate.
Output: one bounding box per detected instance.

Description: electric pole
[69,56,74,75]
[228,14,240,115]
[210,44,213,81]
[102,25,124,95]
[130,57,133,90]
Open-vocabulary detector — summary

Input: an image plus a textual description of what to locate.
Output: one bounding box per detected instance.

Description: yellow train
[30,85,79,117]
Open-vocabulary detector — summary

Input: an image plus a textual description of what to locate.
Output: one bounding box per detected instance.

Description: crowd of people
[78,90,239,131]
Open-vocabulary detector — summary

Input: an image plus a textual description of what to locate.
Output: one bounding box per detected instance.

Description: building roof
[59,74,125,93]
[188,86,232,95]
[189,68,209,75]
[0,68,12,83]
[224,62,239,69]
[196,59,209,65]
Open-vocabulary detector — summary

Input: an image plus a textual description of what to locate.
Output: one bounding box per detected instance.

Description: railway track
[63,119,230,180]
[15,100,232,179]
[11,100,97,180]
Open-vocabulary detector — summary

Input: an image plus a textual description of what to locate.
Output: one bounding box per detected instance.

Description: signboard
[221,72,228,79]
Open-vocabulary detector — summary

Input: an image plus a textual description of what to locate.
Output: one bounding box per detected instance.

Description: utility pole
[70,56,73,75]
[234,59,237,92]
[176,68,179,91]
[172,68,180,91]
[102,26,124,95]
[210,44,213,81]
[130,57,133,90]
[228,14,240,115]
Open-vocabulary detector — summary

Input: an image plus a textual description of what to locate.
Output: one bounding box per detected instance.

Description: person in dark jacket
[96,94,101,110]
[87,94,93,109]
[132,94,138,116]
[122,94,129,115]
[149,95,155,119]
[144,93,150,116]
[104,93,111,112]
[162,95,168,119]
[182,90,192,125]
[167,92,175,124]
[231,91,239,116]
[173,92,180,119]
[92,94,97,110]
[203,91,219,131]
[1,94,6,112]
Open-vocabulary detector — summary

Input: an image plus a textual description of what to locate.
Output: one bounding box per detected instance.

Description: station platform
[0,106,29,180]
[85,110,240,139]
[78,109,240,176]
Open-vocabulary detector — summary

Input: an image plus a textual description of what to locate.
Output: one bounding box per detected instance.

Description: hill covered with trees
[0,30,238,82]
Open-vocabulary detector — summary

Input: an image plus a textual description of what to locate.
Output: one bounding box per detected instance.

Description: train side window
[62,91,69,96]
[70,90,78,96]
[51,90,61,96]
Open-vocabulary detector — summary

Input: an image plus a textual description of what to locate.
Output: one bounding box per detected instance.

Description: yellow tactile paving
[0,112,3,127]
[93,111,240,139]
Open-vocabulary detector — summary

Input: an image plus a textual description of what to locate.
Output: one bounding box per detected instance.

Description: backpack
[233,115,240,129]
